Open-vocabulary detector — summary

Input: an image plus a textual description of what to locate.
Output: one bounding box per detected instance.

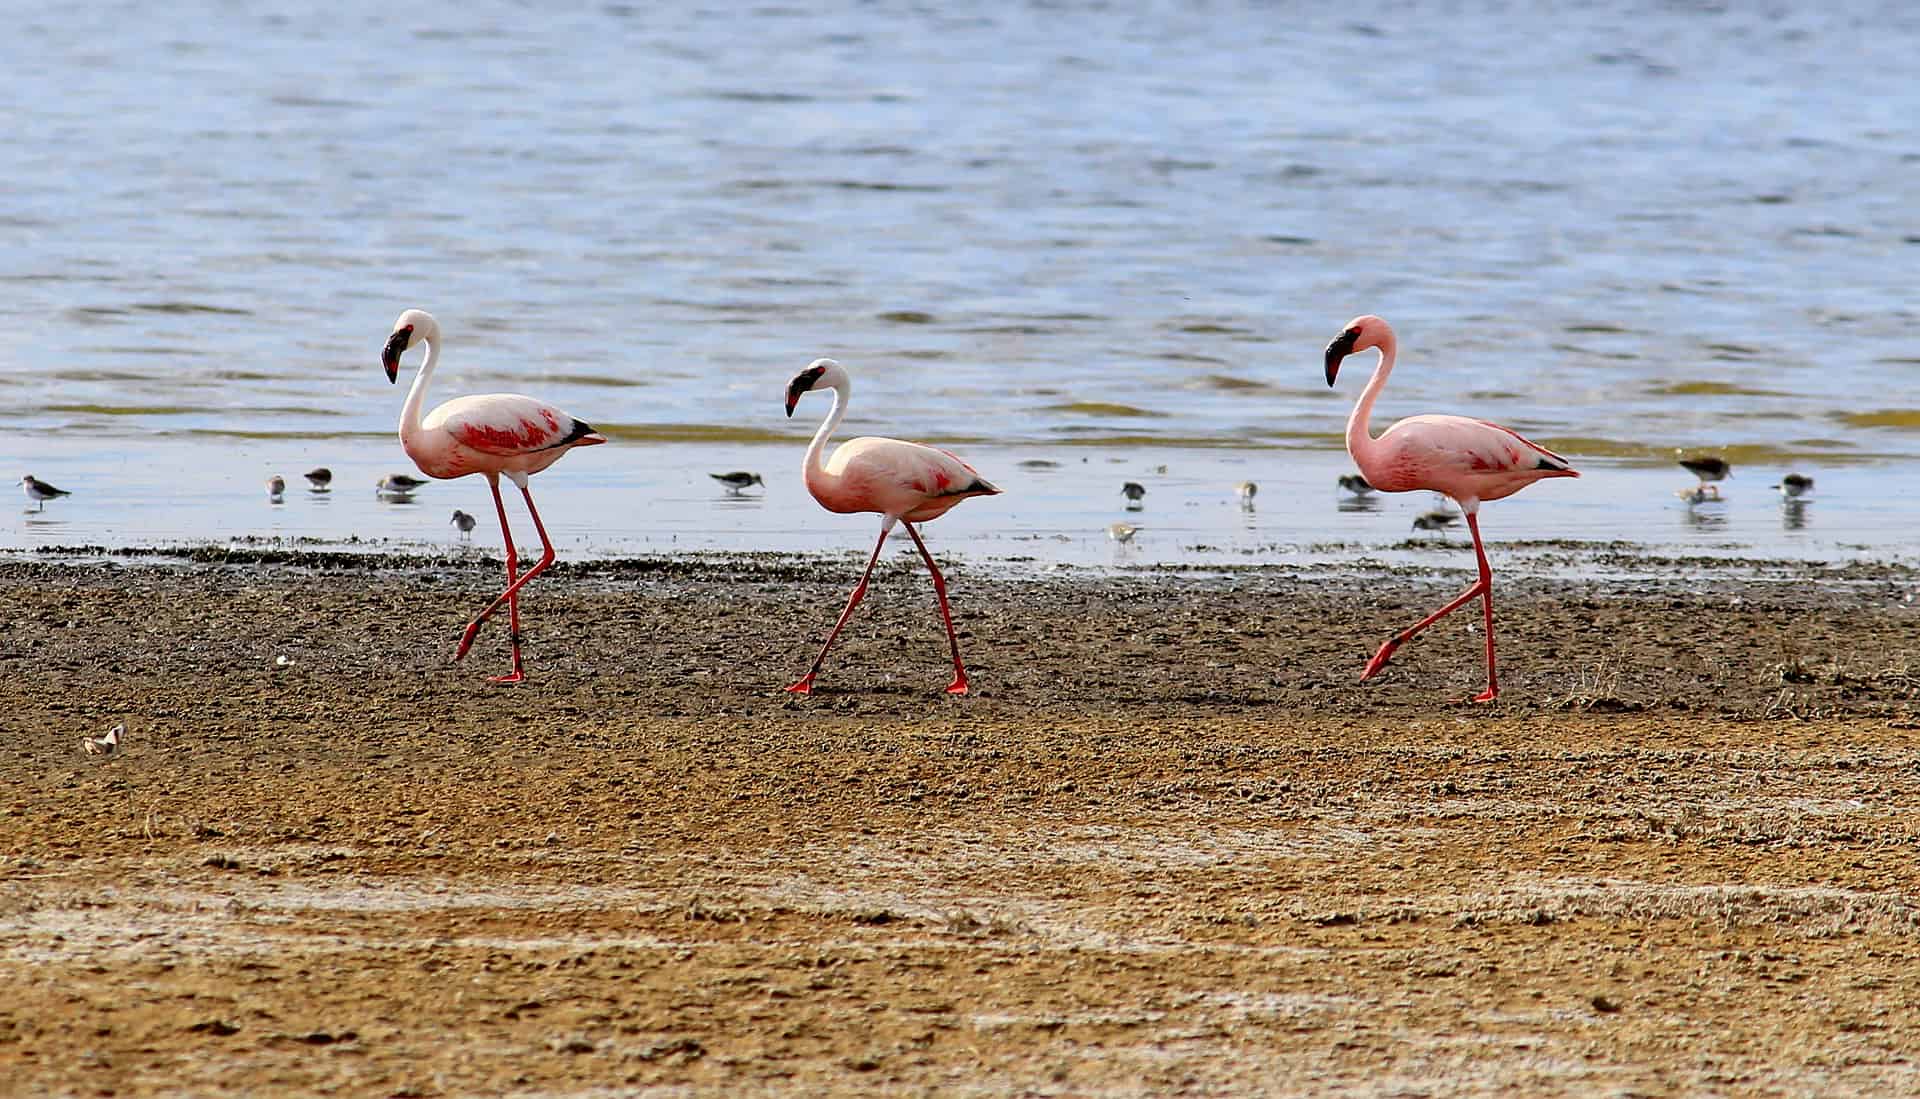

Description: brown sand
[4,550,1920,1095]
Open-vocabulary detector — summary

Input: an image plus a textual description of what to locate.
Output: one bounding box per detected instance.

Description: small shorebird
[382,309,607,684]
[1121,481,1146,508]
[1107,521,1140,543]
[1412,509,1461,533]
[710,471,764,494]
[304,467,333,491]
[267,475,286,501]
[1774,473,1814,498]
[450,508,477,538]
[82,722,124,757]
[377,473,428,495]
[783,357,1000,696]
[1337,473,1375,497]
[1678,454,1732,485]
[1325,314,1579,702]
[20,474,71,512]
[1236,480,1258,506]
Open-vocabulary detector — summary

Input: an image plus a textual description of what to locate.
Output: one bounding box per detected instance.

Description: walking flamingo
[783,358,1000,695]
[381,309,606,683]
[1324,315,1578,702]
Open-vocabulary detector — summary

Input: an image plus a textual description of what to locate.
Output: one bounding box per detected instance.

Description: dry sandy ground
[4,549,1920,1096]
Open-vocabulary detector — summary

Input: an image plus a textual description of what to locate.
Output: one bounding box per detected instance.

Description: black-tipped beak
[381,326,412,384]
[1324,327,1360,387]
[785,364,828,417]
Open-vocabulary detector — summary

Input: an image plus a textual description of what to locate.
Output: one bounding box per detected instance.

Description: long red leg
[786,523,891,695]
[453,474,523,680]
[1466,512,1498,702]
[903,522,970,695]
[457,476,559,683]
[1361,510,1498,701]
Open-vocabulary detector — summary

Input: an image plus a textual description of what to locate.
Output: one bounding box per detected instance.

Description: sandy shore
[4,548,1920,1096]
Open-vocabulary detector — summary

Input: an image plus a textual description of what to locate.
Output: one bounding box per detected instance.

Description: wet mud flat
[4,549,1920,1096]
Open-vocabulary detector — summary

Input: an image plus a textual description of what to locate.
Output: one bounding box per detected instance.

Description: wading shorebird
[1107,521,1140,543]
[1774,473,1814,498]
[450,508,477,538]
[1412,509,1460,533]
[710,471,764,494]
[1324,315,1579,702]
[1237,481,1258,507]
[304,467,333,491]
[1121,481,1146,508]
[376,473,428,496]
[783,358,1000,696]
[267,475,286,501]
[1678,453,1732,486]
[20,475,70,512]
[382,309,606,683]
[1337,473,1374,497]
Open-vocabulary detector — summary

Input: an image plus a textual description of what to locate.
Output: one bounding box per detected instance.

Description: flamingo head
[1324,314,1389,386]
[785,357,846,417]
[382,308,439,383]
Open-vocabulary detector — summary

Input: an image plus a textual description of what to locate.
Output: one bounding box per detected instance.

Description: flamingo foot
[454,620,483,661]
[784,675,816,696]
[944,675,970,696]
[488,670,526,685]
[1472,686,1498,703]
[1360,639,1401,681]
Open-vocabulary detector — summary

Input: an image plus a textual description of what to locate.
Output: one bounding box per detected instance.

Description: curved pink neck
[399,337,438,446]
[802,380,849,492]
[1345,329,1398,471]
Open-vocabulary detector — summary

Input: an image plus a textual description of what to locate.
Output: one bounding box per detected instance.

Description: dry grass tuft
[1548,658,1641,712]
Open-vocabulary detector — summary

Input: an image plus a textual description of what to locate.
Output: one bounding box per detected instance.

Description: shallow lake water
[2,3,1916,566]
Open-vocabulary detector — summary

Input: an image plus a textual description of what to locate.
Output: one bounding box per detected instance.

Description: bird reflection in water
[1337,494,1382,514]
[1782,499,1811,530]
[1682,500,1727,530]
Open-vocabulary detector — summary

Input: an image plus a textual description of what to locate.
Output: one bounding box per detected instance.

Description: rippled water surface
[2,2,1916,559]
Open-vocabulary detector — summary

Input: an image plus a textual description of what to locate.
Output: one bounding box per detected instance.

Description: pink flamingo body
[784,358,1000,696]
[1326,315,1578,702]
[383,309,606,683]
[806,436,987,523]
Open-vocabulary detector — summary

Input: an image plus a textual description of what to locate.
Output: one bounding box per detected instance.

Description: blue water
[2,2,1917,563]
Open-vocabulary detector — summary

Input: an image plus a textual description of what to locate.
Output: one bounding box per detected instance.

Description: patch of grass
[1765,688,1834,722]
[1769,647,1920,700]
[1548,658,1642,712]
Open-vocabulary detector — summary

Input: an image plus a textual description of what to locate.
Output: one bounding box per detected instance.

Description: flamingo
[381,309,606,683]
[783,358,1000,696]
[1324,314,1578,702]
